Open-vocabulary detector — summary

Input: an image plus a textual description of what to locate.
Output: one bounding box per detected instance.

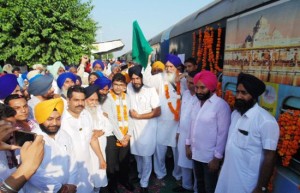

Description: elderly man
[143,54,183,182]
[0,74,23,102]
[174,71,198,192]
[85,85,114,192]
[102,73,134,193]
[27,74,55,116]
[61,85,104,193]
[215,73,279,193]
[23,98,77,193]
[127,65,161,193]
[186,71,231,193]
[92,60,105,72]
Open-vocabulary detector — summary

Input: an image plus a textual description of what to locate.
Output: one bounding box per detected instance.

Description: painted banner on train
[223,0,300,86]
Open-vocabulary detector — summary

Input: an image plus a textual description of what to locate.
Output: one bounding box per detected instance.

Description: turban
[193,70,218,92]
[94,76,112,90]
[28,75,53,96]
[57,72,77,89]
[92,60,105,70]
[35,98,64,124]
[152,61,165,71]
[0,74,18,100]
[237,73,266,99]
[111,63,119,72]
[128,65,143,78]
[95,71,104,78]
[84,85,100,99]
[165,54,182,68]
[21,72,28,80]
[48,61,65,79]
[27,70,41,82]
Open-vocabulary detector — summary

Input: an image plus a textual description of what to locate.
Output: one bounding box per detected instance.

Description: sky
[87,0,215,57]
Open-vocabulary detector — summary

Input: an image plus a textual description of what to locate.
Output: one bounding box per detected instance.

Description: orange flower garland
[110,90,129,146]
[277,109,300,166]
[224,90,235,111]
[164,77,181,121]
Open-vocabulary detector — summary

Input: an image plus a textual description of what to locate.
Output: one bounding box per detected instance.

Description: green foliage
[0,0,97,66]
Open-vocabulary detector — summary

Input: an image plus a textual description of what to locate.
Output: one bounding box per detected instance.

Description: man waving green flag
[132,20,153,68]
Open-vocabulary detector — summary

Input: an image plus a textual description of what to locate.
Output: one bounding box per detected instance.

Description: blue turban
[93,60,105,70]
[21,72,28,80]
[165,54,182,67]
[0,74,19,100]
[94,76,112,90]
[57,72,77,89]
[28,75,53,96]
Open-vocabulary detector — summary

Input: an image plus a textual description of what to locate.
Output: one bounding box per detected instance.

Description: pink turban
[193,71,218,92]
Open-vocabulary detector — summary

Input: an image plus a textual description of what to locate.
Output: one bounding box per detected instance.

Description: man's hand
[93,130,105,138]
[185,145,192,160]
[59,184,77,193]
[208,157,221,172]
[19,135,44,180]
[0,120,16,142]
[120,135,130,147]
[99,159,107,169]
[129,109,139,119]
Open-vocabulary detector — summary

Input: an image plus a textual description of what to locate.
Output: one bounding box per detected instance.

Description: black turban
[128,65,143,78]
[84,85,100,99]
[237,73,266,99]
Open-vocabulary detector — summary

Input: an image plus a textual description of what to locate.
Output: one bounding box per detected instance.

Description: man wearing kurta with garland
[101,73,134,193]
[143,54,183,183]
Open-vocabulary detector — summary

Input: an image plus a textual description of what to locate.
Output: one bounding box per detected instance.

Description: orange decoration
[164,73,181,121]
[277,109,300,166]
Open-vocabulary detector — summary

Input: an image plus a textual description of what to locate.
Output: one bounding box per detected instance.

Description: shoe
[120,182,135,192]
[172,186,193,192]
[140,187,149,193]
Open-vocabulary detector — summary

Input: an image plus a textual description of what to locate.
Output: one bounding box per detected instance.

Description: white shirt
[127,83,160,156]
[177,90,198,168]
[89,106,113,188]
[186,94,231,163]
[215,104,279,193]
[143,64,181,147]
[23,127,77,193]
[61,109,94,193]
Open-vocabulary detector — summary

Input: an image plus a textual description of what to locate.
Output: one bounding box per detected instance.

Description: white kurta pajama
[23,127,77,193]
[143,64,182,180]
[89,106,113,189]
[177,90,198,190]
[127,83,160,187]
[215,104,279,193]
[61,109,95,193]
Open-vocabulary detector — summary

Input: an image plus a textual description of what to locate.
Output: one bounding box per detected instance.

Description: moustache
[75,105,84,109]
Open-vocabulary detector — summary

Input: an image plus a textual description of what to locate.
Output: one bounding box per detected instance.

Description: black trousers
[193,160,219,193]
[106,136,130,190]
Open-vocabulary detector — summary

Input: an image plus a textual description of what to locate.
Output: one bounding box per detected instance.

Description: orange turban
[35,98,64,124]
[152,61,165,71]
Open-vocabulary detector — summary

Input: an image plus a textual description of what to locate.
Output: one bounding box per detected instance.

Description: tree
[0,0,97,67]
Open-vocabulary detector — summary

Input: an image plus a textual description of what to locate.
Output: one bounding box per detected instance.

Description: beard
[40,124,59,136]
[61,88,68,98]
[132,83,143,93]
[196,91,211,101]
[234,98,256,115]
[98,94,107,104]
[85,105,100,126]
[166,72,176,83]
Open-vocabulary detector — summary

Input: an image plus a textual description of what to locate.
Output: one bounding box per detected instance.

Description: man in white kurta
[85,85,114,191]
[61,86,103,193]
[127,65,161,193]
[215,73,279,193]
[24,98,77,193]
[143,54,183,181]
[174,71,198,192]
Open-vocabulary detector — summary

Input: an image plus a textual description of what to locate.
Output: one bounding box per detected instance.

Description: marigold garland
[110,90,129,146]
[164,76,181,121]
[277,109,300,166]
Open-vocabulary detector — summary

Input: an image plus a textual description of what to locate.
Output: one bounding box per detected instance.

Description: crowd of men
[0,54,279,193]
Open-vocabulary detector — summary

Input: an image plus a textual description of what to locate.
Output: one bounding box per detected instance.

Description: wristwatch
[261,187,267,192]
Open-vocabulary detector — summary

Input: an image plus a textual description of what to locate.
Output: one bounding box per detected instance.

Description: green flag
[132,20,153,68]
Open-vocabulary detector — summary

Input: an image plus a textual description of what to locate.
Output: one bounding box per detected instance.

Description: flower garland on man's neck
[110,90,128,146]
[164,72,181,121]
